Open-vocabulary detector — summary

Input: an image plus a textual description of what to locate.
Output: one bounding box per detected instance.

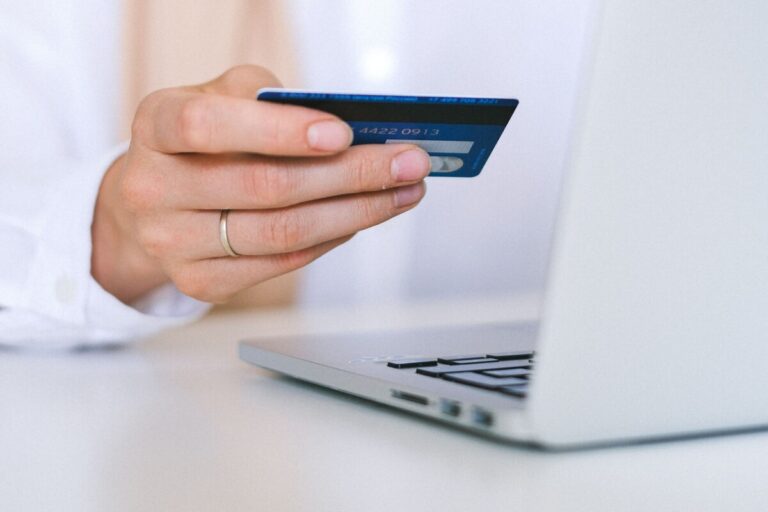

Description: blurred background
[122,0,595,310]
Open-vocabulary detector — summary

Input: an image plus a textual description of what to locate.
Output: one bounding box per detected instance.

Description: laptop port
[440,399,462,417]
[471,407,494,427]
[391,390,429,406]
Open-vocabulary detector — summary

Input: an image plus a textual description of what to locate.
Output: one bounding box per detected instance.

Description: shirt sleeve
[0,143,210,350]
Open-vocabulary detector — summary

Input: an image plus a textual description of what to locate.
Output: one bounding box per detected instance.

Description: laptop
[240,0,768,448]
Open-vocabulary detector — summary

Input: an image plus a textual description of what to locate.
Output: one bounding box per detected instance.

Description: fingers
[171,235,353,303]
[132,64,355,156]
[133,89,353,156]
[163,144,432,210]
[221,182,425,257]
[149,182,425,259]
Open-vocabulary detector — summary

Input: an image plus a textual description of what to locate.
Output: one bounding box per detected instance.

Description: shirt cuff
[84,278,210,344]
[20,142,210,347]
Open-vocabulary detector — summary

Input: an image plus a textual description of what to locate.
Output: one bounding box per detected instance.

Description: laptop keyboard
[387,351,534,399]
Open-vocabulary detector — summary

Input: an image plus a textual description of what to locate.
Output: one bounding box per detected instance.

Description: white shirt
[0,1,208,348]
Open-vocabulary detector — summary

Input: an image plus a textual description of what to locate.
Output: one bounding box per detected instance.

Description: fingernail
[391,148,431,182]
[394,182,425,208]
[307,120,353,151]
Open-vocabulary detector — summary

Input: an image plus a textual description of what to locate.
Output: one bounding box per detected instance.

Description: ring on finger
[219,209,241,257]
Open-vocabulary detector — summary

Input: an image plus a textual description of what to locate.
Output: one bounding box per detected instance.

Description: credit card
[256,88,519,178]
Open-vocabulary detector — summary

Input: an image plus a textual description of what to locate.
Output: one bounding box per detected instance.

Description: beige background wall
[121,0,303,308]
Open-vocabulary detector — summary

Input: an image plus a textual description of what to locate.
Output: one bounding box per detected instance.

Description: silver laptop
[240,0,768,448]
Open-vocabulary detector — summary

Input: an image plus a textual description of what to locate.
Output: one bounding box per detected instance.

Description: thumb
[199,64,283,98]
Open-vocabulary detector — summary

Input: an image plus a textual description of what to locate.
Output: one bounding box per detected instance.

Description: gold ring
[219,209,240,257]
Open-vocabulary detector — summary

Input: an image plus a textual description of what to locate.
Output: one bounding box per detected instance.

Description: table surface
[3,294,768,512]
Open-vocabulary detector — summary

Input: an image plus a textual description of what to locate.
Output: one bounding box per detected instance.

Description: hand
[91,65,429,304]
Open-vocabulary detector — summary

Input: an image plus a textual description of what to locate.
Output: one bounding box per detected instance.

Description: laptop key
[499,385,529,398]
[482,368,530,378]
[443,372,528,389]
[416,360,532,377]
[387,358,438,369]
[486,351,534,361]
[437,357,498,365]
[436,354,484,364]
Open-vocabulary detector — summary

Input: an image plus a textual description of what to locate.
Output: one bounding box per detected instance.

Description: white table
[3,295,768,511]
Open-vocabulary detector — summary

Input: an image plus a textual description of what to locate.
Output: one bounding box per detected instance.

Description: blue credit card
[256,89,519,178]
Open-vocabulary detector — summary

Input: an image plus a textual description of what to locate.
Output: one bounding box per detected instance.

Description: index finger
[135,90,353,156]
